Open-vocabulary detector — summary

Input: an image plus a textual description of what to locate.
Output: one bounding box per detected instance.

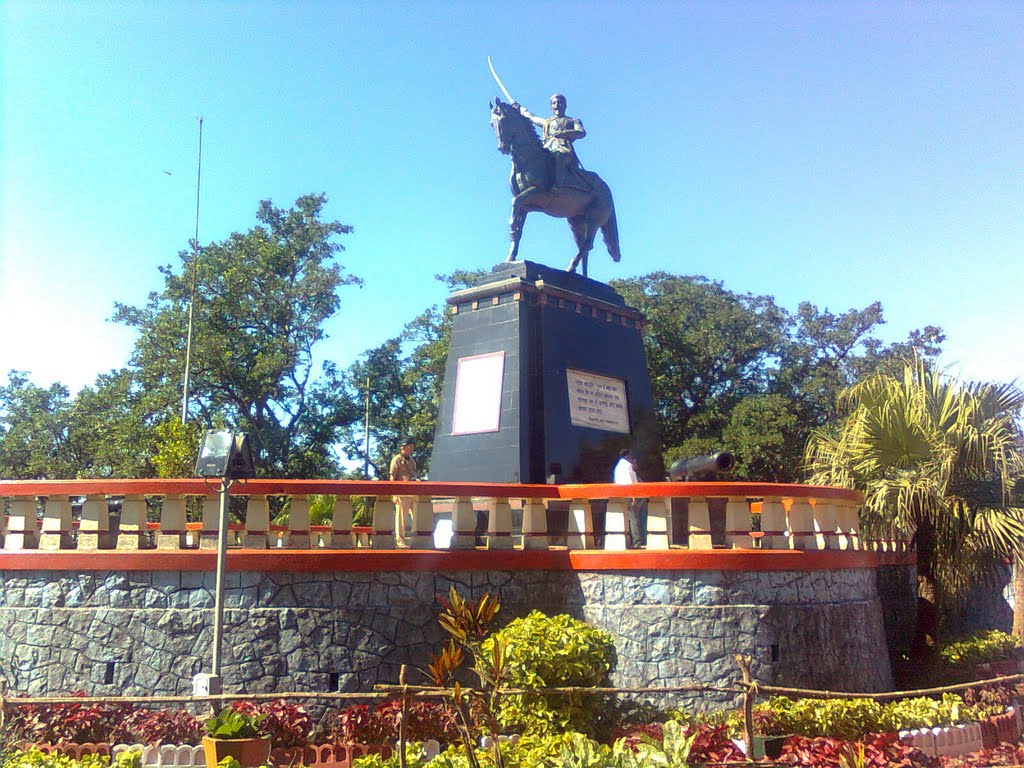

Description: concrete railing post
[451,497,477,550]
[40,495,73,551]
[813,499,838,550]
[371,496,397,549]
[521,498,548,550]
[329,496,355,549]
[199,494,219,550]
[603,498,629,551]
[566,498,593,549]
[724,497,751,548]
[788,498,817,550]
[646,497,671,550]
[157,494,187,550]
[5,496,40,550]
[285,495,312,550]
[487,497,514,550]
[759,498,787,549]
[688,497,713,549]
[242,495,269,549]
[411,497,435,550]
[79,494,111,550]
[118,494,148,550]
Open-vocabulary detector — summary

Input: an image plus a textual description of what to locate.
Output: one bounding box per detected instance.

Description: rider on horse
[519,94,589,192]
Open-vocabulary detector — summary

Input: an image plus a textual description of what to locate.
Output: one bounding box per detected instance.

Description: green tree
[0,371,75,478]
[340,270,481,477]
[612,272,943,480]
[805,359,1024,628]
[113,194,360,477]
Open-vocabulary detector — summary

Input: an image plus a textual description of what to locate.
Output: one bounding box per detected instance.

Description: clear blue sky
[2,1,1021,394]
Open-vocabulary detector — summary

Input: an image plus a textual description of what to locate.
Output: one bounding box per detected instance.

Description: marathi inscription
[566,369,630,434]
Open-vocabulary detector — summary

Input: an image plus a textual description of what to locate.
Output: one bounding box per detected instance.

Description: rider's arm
[518,105,547,128]
[550,118,586,141]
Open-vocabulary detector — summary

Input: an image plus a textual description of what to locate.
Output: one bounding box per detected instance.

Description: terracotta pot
[202,735,272,768]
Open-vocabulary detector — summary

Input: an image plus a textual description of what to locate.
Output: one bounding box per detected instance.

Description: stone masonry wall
[0,565,906,711]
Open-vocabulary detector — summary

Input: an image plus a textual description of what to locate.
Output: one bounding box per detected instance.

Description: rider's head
[550,93,566,116]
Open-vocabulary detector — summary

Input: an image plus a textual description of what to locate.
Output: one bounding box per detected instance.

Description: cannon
[668,451,736,482]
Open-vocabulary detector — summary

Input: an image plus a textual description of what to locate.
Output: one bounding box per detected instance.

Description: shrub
[775,733,940,768]
[325,700,460,746]
[228,700,310,748]
[1,748,142,768]
[939,630,1024,668]
[7,692,128,745]
[480,610,615,736]
[109,709,202,746]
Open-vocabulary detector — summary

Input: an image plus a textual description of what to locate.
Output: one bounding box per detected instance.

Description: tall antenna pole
[181,116,203,424]
[363,374,371,478]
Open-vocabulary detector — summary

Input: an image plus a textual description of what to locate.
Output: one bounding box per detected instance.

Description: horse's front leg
[507,206,527,262]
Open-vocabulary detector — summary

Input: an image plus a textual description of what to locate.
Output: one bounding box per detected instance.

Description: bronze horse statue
[490,97,620,276]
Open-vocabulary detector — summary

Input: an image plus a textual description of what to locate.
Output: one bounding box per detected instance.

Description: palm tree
[805,358,1024,633]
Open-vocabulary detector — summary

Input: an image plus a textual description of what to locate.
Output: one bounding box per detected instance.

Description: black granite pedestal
[429,261,662,484]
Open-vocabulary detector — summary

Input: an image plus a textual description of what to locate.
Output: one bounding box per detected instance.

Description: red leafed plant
[7,692,129,745]
[776,733,941,768]
[324,699,461,746]
[613,723,745,764]
[230,699,312,749]
[939,743,1024,767]
[109,708,203,745]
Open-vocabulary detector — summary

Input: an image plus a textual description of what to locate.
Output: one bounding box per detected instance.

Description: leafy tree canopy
[112,193,360,477]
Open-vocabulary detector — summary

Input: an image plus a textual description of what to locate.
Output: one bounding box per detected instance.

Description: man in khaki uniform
[389,439,417,547]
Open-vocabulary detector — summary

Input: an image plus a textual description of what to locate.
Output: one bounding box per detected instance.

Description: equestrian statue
[488,61,620,276]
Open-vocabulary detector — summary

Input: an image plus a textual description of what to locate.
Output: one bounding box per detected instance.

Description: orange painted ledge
[0,478,862,503]
[0,548,914,572]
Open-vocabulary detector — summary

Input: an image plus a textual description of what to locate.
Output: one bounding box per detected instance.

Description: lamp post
[193,430,254,697]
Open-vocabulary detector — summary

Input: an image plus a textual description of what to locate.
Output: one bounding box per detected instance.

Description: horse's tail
[601,203,621,263]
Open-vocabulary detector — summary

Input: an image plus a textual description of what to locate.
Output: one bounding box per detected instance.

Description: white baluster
[451,497,477,550]
[603,498,629,551]
[725,497,752,548]
[199,494,219,550]
[835,500,860,550]
[411,496,435,549]
[80,494,111,550]
[242,495,269,549]
[759,498,787,550]
[4,496,39,550]
[286,495,312,549]
[371,496,397,549]
[487,497,513,550]
[117,494,148,550]
[329,496,354,549]
[646,497,670,550]
[521,498,548,550]
[39,495,73,550]
[787,498,817,550]
[157,494,187,550]
[688,497,713,549]
[566,498,593,549]
[812,499,838,550]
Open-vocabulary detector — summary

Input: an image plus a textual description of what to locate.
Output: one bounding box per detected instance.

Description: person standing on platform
[613,448,648,549]
[389,439,418,548]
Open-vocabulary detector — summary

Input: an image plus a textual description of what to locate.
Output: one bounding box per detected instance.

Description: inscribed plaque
[451,351,505,434]
[566,369,630,433]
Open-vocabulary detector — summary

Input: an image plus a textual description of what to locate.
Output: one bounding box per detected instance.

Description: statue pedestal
[429,261,661,484]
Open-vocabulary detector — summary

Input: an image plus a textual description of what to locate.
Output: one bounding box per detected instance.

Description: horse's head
[490,97,536,155]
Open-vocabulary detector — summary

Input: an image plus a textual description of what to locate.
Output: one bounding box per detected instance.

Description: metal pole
[363,374,371,478]
[181,116,203,424]
[211,476,232,677]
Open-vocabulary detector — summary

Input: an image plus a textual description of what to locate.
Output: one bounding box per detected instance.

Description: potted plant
[202,707,270,768]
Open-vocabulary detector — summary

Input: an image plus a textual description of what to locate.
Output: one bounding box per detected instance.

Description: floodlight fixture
[195,430,254,479]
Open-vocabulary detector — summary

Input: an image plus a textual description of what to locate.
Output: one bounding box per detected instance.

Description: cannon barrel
[668,451,736,482]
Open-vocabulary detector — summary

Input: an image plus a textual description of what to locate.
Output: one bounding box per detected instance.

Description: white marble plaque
[566,369,630,433]
[451,351,505,434]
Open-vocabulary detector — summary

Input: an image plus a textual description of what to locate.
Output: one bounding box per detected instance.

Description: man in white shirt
[613,449,648,549]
